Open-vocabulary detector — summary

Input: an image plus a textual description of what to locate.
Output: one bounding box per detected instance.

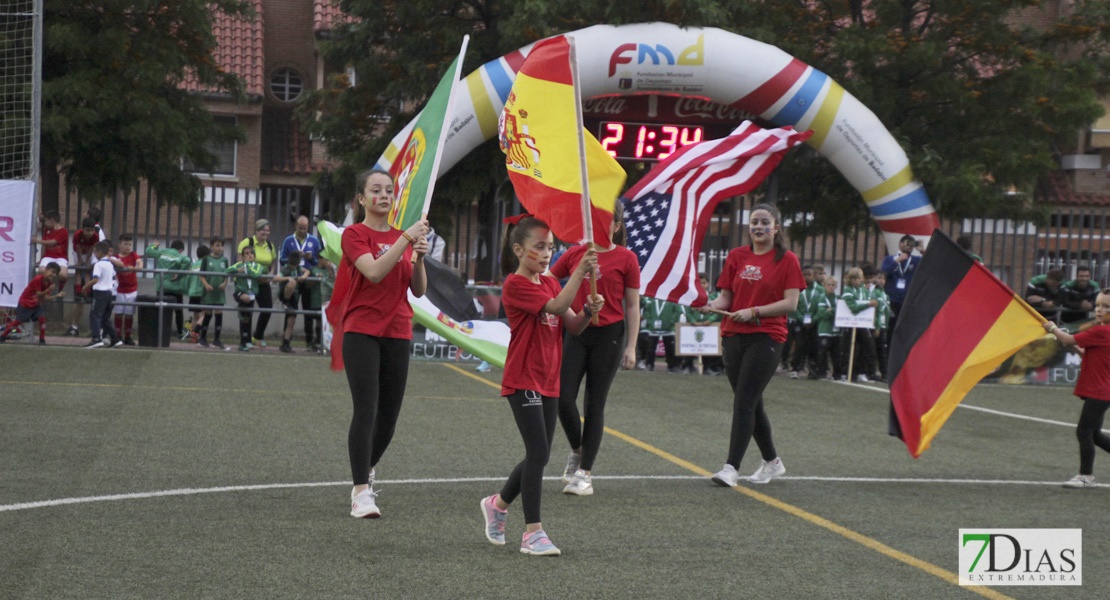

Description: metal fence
[55,183,1110,295]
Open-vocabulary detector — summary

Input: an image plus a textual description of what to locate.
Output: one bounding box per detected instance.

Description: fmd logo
[959,529,1081,586]
[608,34,704,77]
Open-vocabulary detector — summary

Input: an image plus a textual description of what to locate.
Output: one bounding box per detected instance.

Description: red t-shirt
[18,274,52,309]
[41,226,68,260]
[115,252,140,294]
[1073,324,1110,402]
[500,273,565,397]
[550,244,641,327]
[339,223,414,340]
[73,229,99,261]
[716,246,805,343]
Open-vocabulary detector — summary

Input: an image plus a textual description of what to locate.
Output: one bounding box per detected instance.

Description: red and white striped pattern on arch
[622,121,812,306]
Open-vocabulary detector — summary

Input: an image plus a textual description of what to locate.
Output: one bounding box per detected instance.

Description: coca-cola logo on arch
[582,94,754,125]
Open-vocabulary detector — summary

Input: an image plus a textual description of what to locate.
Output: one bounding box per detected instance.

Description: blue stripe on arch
[771,68,828,126]
[868,187,931,217]
[484,59,515,103]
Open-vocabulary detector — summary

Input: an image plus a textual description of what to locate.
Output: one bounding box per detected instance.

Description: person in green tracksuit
[870,270,894,381]
[840,266,879,382]
[144,239,193,338]
[694,273,724,376]
[813,276,842,380]
[196,238,231,349]
[787,266,823,379]
[227,245,266,351]
[184,246,209,340]
[637,297,683,371]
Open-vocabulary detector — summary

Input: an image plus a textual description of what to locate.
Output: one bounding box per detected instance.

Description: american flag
[623,121,812,306]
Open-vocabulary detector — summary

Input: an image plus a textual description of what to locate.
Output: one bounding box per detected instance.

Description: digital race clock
[598,121,705,161]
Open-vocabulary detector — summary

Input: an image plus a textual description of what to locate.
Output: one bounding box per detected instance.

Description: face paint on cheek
[526,250,540,261]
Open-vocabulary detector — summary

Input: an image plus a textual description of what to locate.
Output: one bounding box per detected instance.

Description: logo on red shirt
[739,265,763,282]
[537,312,560,328]
[375,243,392,259]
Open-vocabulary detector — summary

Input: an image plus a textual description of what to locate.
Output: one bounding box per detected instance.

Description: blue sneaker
[475,360,491,373]
[520,529,560,556]
[481,495,507,545]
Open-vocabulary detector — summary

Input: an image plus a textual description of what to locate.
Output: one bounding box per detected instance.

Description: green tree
[42,0,254,210]
[734,0,1110,234]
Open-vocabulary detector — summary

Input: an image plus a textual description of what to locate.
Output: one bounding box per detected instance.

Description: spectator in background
[695,273,725,376]
[785,265,819,379]
[425,227,446,263]
[83,241,122,349]
[196,238,231,349]
[274,249,310,354]
[881,234,922,344]
[33,210,69,283]
[185,245,210,341]
[867,267,893,382]
[85,206,107,242]
[112,234,143,345]
[238,219,277,347]
[840,266,878,383]
[1062,265,1100,324]
[227,246,265,352]
[956,234,983,263]
[813,276,842,380]
[66,217,100,336]
[0,262,64,345]
[637,297,682,372]
[145,239,193,338]
[1027,269,1066,323]
[280,216,325,350]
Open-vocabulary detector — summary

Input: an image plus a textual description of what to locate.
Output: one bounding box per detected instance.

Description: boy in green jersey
[273,250,310,354]
[813,276,841,380]
[196,238,231,349]
[145,239,194,338]
[228,246,265,351]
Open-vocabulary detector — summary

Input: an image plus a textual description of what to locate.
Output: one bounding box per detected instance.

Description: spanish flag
[498,36,626,247]
[887,229,1047,457]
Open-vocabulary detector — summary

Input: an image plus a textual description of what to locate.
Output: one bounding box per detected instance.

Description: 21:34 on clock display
[598,121,705,161]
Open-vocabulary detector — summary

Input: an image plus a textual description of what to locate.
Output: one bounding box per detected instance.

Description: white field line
[2,475,1102,513]
[837,381,1079,428]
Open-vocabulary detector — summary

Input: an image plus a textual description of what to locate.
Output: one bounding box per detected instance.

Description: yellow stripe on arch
[465,69,500,140]
[806,80,844,150]
[862,165,915,203]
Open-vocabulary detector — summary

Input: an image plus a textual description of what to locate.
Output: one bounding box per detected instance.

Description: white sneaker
[350,487,381,518]
[561,452,581,483]
[83,340,104,349]
[711,464,740,487]
[562,469,594,496]
[749,458,786,484]
[790,371,800,379]
[1062,474,1095,489]
[856,374,870,383]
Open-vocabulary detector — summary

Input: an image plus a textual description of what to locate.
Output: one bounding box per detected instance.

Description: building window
[185,115,236,177]
[270,68,304,103]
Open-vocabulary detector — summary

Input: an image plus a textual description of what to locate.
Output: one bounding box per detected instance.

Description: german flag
[887,229,1047,457]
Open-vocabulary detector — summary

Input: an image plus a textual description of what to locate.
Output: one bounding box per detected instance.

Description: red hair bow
[502,213,533,225]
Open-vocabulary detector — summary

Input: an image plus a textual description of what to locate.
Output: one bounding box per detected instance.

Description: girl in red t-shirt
[1043,291,1110,488]
[549,201,642,496]
[341,168,429,519]
[697,203,805,488]
[480,215,602,557]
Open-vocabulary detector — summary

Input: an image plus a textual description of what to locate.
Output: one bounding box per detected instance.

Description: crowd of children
[11,209,336,350]
[634,263,893,382]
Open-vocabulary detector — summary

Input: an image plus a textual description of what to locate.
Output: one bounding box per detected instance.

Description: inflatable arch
[376,22,941,253]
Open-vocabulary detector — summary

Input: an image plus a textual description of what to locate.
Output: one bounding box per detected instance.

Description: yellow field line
[442,363,1012,600]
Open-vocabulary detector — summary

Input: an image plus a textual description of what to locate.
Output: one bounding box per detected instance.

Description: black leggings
[722,334,783,468]
[235,293,253,345]
[558,321,625,471]
[343,333,411,485]
[1076,398,1110,475]
[254,280,273,340]
[500,389,557,524]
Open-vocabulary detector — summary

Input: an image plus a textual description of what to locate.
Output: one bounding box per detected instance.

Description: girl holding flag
[481,214,602,556]
[336,168,429,519]
[550,201,641,496]
[698,203,805,487]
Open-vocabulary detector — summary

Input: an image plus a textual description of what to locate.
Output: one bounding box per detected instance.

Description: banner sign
[0,180,35,307]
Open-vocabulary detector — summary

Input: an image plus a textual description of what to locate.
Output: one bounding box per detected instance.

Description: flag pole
[567,36,599,324]
[410,34,469,264]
